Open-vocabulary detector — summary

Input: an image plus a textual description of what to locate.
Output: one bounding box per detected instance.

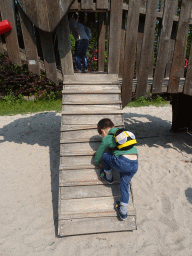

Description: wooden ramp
[58,74,136,236]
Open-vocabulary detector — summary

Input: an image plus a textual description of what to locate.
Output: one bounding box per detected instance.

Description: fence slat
[168,0,192,93]
[121,0,141,108]
[97,0,109,9]
[0,0,21,66]
[57,15,74,76]
[108,0,123,74]
[119,10,126,78]
[81,0,94,10]
[98,13,106,72]
[18,6,40,76]
[184,43,192,96]
[70,0,79,9]
[0,12,4,54]
[39,30,58,84]
[135,0,159,98]
[152,0,178,93]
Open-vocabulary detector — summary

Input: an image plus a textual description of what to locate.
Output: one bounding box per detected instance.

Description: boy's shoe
[75,69,82,73]
[84,69,88,73]
[114,201,127,221]
[100,169,113,184]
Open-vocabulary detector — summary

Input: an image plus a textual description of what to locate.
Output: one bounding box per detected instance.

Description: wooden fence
[0,0,192,107]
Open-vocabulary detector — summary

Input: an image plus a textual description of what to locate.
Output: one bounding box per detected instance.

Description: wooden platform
[58,74,137,236]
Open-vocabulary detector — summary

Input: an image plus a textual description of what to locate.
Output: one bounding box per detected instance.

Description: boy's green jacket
[94,128,138,165]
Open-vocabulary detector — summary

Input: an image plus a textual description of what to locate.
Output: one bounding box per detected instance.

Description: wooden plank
[0,13,4,54]
[39,29,58,84]
[59,169,120,186]
[98,13,106,72]
[108,0,123,74]
[135,0,159,98]
[63,74,119,83]
[168,0,192,93]
[165,22,177,78]
[152,0,178,93]
[58,216,136,236]
[121,0,141,108]
[184,41,192,96]
[64,84,120,91]
[57,15,74,76]
[70,0,79,9]
[62,104,121,112]
[119,10,126,78]
[136,15,145,78]
[62,93,121,103]
[59,196,136,219]
[59,155,99,169]
[63,90,121,94]
[97,0,108,9]
[17,0,74,32]
[60,184,120,199]
[60,141,100,155]
[0,0,21,66]
[18,6,40,76]
[81,0,94,10]
[62,114,123,125]
[63,101,122,105]
[61,124,124,132]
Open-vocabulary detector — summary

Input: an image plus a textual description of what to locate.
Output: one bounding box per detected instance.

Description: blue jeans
[101,152,138,204]
[75,39,89,70]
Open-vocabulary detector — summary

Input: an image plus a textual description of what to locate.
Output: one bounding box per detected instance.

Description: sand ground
[0,105,192,256]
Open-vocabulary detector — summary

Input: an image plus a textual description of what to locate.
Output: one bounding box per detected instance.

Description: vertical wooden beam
[152,0,178,93]
[122,0,141,108]
[119,11,126,78]
[108,0,123,74]
[97,0,109,10]
[184,39,192,96]
[136,15,145,78]
[98,13,106,72]
[39,30,58,84]
[18,6,41,76]
[57,14,74,76]
[135,0,159,98]
[0,12,4,54]
[168,0,192,93]
[0,0,21,66]
[81,0,94,10]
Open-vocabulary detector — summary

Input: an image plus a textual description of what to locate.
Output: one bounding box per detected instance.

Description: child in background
[95,118,138,221]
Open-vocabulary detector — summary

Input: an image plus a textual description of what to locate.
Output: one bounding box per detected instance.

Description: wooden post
[39,29,58,84]
[121,0,141,108]
[136,15,145,78]
[118,10,126,78]
[98,13,106,72]
[168,0,192,93]
[135,0,159,98]
[18,6,41,76]
[184,38,192,96]
[57,14,74,76]
[108,0,123,74]
[0,0,21,66]
[152,0,178,93]
[0,12,4,54]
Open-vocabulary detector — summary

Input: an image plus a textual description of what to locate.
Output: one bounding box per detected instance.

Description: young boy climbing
[95,118,138,221]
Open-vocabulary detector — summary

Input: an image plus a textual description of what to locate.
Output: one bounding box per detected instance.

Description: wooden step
[63,74,119,85]
[59,196,135,220]
[62,101,122,105]
[61,110,124,115]
[60,184,120,199]
[60,142,100,156]
[58,216,136,236]
[62,104,122,112]
[62,93,121,103]
[59,169,120,186]
[62,89,121,94]
[60,124,124,132]
[61,114,124,125]
[60,129,100,141]
[64,85,121,91]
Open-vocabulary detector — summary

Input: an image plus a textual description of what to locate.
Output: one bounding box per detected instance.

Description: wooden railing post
[98,12,106,72]
[108,0,123,74]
